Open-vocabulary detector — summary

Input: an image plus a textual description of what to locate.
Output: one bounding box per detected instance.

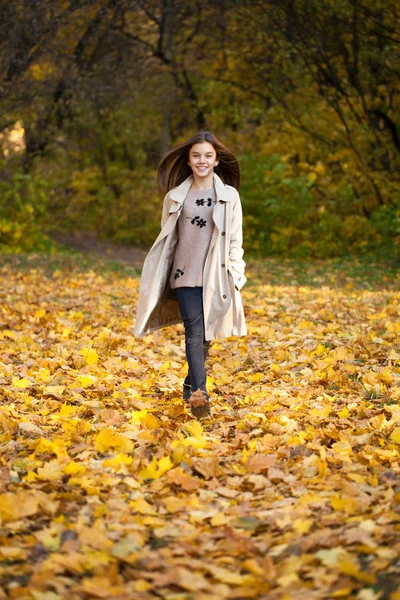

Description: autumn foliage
[1,1,399,258]
[0,254,399,599]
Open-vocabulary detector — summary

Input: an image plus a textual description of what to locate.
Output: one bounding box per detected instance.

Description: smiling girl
[135,132,247,418]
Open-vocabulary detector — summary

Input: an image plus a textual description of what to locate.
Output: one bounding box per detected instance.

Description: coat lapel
[154,172,231,248]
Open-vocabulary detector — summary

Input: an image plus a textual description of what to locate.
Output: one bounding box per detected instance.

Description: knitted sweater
[170,186,216,289]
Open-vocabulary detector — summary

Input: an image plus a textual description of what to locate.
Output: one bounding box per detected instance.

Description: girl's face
[188,142,219,178]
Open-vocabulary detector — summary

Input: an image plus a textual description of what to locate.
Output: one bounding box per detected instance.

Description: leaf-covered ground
[0,253,399,600]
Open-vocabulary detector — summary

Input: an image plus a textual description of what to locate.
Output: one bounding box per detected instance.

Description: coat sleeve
[229,191,247,291]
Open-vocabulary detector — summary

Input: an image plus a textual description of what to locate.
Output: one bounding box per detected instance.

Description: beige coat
[134,172,246,341]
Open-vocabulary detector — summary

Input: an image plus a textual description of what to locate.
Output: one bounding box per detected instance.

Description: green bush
[370,203,400,261]
[0,171,52,251]
[239,154,398,259]
[62,164,160,246]
[239,154,315,256]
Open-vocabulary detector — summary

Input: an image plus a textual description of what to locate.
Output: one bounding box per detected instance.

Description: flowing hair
[157,131,240,197]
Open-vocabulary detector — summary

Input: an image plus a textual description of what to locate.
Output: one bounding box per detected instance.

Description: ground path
[0,246,399,599]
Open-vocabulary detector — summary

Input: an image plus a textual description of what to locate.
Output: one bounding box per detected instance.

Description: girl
[134,131,247,418]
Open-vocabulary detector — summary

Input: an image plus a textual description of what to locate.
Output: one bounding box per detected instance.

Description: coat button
[222,263,225,267]
[223,295,227,299]
[222,231,225,236]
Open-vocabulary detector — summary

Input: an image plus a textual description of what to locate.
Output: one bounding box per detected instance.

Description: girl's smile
[188,142,219,180]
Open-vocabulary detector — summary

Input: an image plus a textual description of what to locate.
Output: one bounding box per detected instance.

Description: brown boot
[188,389,211,419]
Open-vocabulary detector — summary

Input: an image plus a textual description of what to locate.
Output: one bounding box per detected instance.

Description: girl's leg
[183,341,210,400]
[176,287,208,397]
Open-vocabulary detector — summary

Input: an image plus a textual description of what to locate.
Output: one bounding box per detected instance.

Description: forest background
[0,0,399,261]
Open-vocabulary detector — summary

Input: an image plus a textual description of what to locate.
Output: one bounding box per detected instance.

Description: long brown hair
[157,131,240,197]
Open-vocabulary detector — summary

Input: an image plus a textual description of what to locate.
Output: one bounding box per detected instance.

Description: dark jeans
[176,287,210,395]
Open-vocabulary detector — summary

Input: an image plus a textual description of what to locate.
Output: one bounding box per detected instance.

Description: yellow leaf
[332,440,352,455]
[184,421,204,437]
[138,456,158,479]
[80,346,99,365]
[94,428,134,453]
[171,441,189,464]
[12,377,32,389]
[111,539,139,560]
[298,492,321,506]
[31,591,62,600]
[58,403,76,417]
[314,344,327,355]
[172,567,210,592]
[138,455,173,480]
[338,407,350,418]
[378,367,393,384]
[97,327,112,343]
[157,455,173,475]
[208,565,245,585]
[310,406,331,418]
[79,526,113,551]
[316,548,349,567]
[0,491,39,522]
[34,524,62,551]
[292,518,313,534]
[182,421,209,449]
[136,429,158,443]
[163,496,186,513]
[347,473,366,484]
[35,367,50,382]
[331,495,346,510]
[37,460,64,481]
[79,576,125,597]
[143,413,161,428]
[183,435,208,449]
[131,497,158,515]
[390,427,400,444]
[132,580,153,593]
[103,453,132,470]
[62,419,91,435]
[158,361,171,373]
[330,589,354,598]
[210,512,230,527]
[44,385,65,396]
[318,459,328,477]
[277,572,300,586]
[337,560,376,584]
[248,372,263,382]
[131,409,148,424]
[131,409,161,429]
[241,558,264,576]
[35,438,69,459]
[64,461,86,476]
[0,546,28,561]
[77,375,96,388]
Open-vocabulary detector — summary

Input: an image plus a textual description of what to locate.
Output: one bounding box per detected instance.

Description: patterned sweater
[170,186,216,289]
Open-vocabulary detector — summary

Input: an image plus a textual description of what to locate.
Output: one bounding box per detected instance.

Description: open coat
[134,172,247,341]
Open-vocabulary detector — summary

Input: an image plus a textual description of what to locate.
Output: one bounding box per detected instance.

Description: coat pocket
[227,267,237,293]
